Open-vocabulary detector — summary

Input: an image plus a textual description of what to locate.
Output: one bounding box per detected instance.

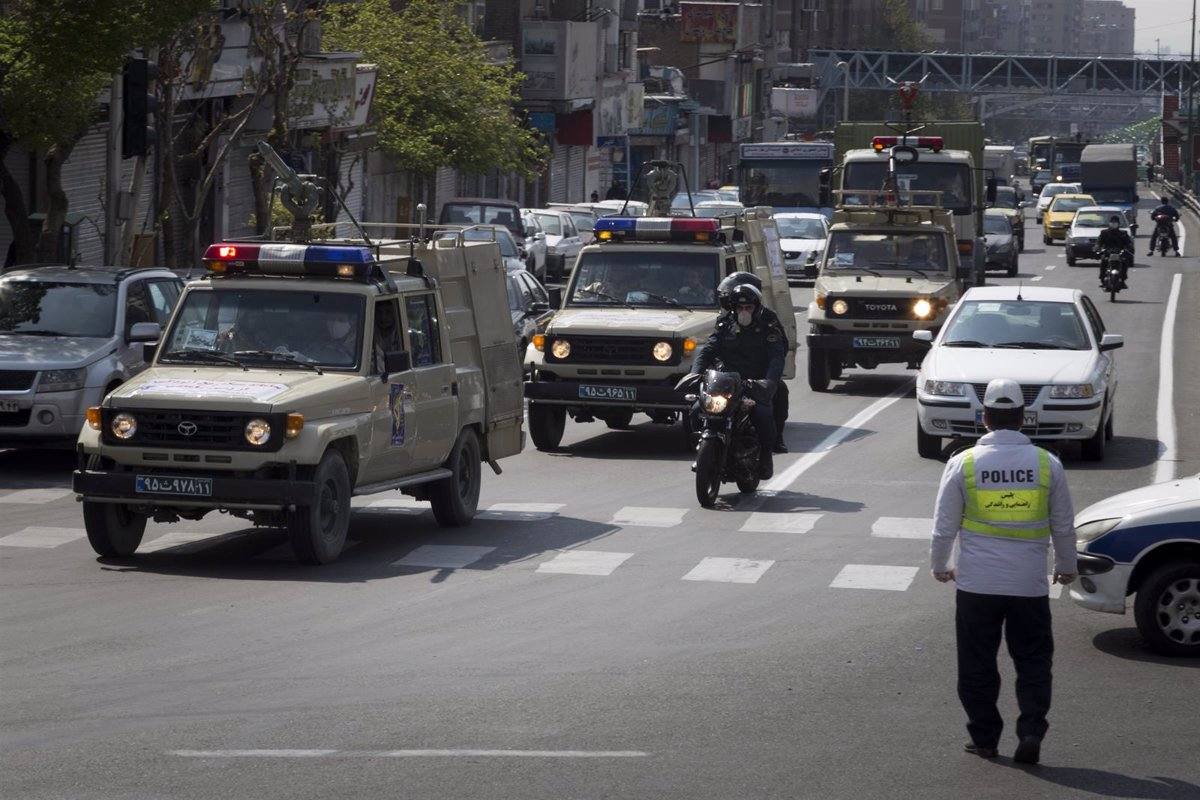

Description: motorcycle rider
[1096,215,1133,289]
[1148,196,1181,256]
[691,281,787,479]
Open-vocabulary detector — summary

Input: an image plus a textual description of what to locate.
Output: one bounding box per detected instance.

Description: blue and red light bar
[871,135,944,153]
[593,216,720,244]
[202,242,377,279]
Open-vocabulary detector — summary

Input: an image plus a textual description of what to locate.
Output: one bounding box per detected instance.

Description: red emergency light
[871,136,944,153]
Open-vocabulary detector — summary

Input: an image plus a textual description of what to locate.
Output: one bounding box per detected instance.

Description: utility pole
[1189,0,1197,192]
[104,71,123,265]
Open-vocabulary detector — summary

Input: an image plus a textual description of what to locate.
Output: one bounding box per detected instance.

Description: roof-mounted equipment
[593,216,720,244]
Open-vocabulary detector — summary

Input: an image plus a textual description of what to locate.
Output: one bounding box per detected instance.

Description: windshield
[1035,170,1052,182]
[1088,188,1134,204]
[716,188,739,202]
[991,188,1018,208]
[775,216,826,239]
[568,212,594,232]
[1040,184,1076,198]
[568,251,721,308]
[738,160,826,208]
[943,300,1089,350]
[506,275,523,312]
[1050,197,1092,213]
[671,191,720,210]
[826,231,950,272]
[533,213,562,235]
[440,203,524,238]
[161,289,366,369]
[842,161,972,213]
[0,280,117,337]
[984,216,1012,235]
[1073,212,1121,228]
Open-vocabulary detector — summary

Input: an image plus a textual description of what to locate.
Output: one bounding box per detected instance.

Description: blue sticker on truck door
[389,383,407,445]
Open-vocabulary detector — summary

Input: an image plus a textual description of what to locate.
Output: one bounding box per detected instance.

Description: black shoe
[1013,737,1041,765]
[964,742,998,759]
[773,438,787,454]
[1147,251,1154,256]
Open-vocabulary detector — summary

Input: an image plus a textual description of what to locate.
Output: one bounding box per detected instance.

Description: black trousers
[955,589,1054,747]
[773,381,789,438]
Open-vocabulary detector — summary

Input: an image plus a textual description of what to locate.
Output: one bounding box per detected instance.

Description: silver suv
[0,265,182,448]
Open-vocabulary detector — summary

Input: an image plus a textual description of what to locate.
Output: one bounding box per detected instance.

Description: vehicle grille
[950,421,1066,437]
[0,370,35,391]
[0,409,32,427]
[545,335,682,366]
[972,383,1044,404]
[838,297,921,320]
[101,408,286,452]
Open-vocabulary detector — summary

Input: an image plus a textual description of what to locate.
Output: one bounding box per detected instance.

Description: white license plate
[852,336,900,349]
[976,410,1037,427]
[578,384,637,402]
[0,400,20,413]
[135,475,213,497]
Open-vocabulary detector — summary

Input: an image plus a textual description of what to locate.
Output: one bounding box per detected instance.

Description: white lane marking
[169,749,649,759]
[1030,276,1043,282]
[537,550,634,576]
[0,488,74,504]
[393,545,494,569]
[870,517,934,540]
[1155,273,1182,484]
[682,557,774,584]
[1056,254,1065,258]
[739,512,822,534]
[0,527,86,548]
[830,564,919,591]
[609,506,687,528]
[1178,218,1187,255]
[139,531,234,554]
[764,381,912,493]
[1045,264,1056,270]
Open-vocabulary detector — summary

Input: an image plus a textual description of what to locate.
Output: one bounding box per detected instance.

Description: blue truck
[1080,143,1140,237]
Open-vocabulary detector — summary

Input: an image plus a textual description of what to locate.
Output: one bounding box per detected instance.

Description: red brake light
[202,243,261,270]
[670,218,720,233]
[872,135,943,153]
[917,136,944,152]
[872,136,896,152]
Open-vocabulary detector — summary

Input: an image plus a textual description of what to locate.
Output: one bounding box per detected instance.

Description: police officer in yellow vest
[931,378,1078,765]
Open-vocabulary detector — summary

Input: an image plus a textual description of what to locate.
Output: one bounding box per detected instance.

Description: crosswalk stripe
[830,564,918,591]
[682,557,774,584]
[139,531,237,554]
[0,487,74,504]
[0,527,87,548]
[481,502,564,522]
[738,512,821,534]
[537,550,634,576]
[609,506,687,528]
[365,498,426,512]
[393,544,494,569]
[870,517,933,540]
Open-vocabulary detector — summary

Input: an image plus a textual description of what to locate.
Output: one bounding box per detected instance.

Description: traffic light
[121,58,158,159]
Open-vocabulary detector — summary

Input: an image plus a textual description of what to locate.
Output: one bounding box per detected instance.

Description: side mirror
[128,321,161,343]
[547,287,563,308]
[912,329,934,343]
[142,342,158,362]
[530,301,550,313]
[985,178,998,204]
[1099,333,1124,352]
[383,350,411,376]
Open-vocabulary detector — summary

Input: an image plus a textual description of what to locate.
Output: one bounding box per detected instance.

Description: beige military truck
[72,234,524,564]
[806,190,968,391]
[524,208,798,449]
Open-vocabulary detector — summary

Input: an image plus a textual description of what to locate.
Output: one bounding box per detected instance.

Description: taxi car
[1065,206,1131,266]
[915,285,1122,460]
[1072,474,1200,657]
[1035,182,1081,224]
[1042,193,1095,244]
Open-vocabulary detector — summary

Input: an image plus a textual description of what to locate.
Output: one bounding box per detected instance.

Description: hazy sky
[1126,0,1196,56]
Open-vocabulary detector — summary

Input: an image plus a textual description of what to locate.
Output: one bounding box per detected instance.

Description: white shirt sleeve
[930,454,965,572]
[1048,454,1078,574]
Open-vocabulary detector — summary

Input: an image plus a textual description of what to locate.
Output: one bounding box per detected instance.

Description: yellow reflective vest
[962,448,1052,540]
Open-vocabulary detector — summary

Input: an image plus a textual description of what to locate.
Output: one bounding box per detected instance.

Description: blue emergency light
[202,242,378,279]
[594,216,720,243]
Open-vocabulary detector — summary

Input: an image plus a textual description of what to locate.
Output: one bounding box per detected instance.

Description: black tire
[1110,286,1117,303]
[917,420,941,459]
[694,438,722,508]
[1133,561,1200,657]
[1065,251,1076,266]
[1105,408,1115,441]
[430,428,482,528]
[604,410,634,430]
[829,356,843,380]
[1018,235,1025,253]
[83,501,147,557]
[1043,234,1051,245]
[1007,255,1019,276]
[528,403,565,451]
[287,449,351,565]
[1080,411,1107,461]
[736,477,760,494]
[807,349,831,392]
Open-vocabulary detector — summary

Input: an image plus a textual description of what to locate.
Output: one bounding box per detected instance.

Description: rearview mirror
[127,322,161,343]
[1099,333,1124,352]
[912,330,933,343]
[383,350,411,376]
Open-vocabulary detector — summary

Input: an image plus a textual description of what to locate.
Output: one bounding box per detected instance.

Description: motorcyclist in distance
[1148,196,1181,256]
[1096,215,1133,289]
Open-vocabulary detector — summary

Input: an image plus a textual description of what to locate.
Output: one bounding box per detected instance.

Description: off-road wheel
[430,428,482,528]
[1065,251,1076,266]
[83,501,147,557]
[1133,562,1200,657]
[287,449,351,565]
[917,420,941,459]
[604,410,634,430]
[529,403,565,451]
[694,438,722,508]
[736,477,760,494]
[807,349,832,392]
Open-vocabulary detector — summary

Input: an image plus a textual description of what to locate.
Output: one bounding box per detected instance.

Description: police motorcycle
[1097,247,1126,303]
[677,369,766,507]
[1150,211,1179,257]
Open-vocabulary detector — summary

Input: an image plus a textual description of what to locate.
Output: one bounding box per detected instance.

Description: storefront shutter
[549,145,569,203]
[567,146,586,203]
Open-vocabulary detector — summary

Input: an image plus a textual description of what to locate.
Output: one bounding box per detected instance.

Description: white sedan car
[915,285,1123,460]
[527,209,584,279]
[1065,205,1131,266]
[1035,182,1081,224]
[774,212,829,280]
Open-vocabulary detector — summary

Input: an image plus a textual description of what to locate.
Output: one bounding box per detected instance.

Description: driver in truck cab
[690,282,787,479]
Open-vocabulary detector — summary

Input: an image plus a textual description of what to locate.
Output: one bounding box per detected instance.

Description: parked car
[774,212,829,280]
[670,190,721,213]
[1072,474,1200,657]
[439,197,530,258]
[983,209,1019,276]
[0,265,182,448]
[547,204,598,245]
[528,209,583,279]
[692,200,745,218]
[439,226,527,273]
[1035,182,1082,224]
[505,267,556,371]
[915,285,1122,460]
[1043,193,1096,244]
[520,211,549,280]
[1066,206,1132,266]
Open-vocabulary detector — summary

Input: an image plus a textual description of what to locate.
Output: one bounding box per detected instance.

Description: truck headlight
[37,367,87,393]
[1075,517,1121,547]
[912,299,933,319]
[1049,384,1095,399]
[923,380,967,396]
[652,341,673,362]
[830,299,849,316]
[550,339,571,359]
[111,412,137,440]
[702,393,729,413]
[244,418,272,446]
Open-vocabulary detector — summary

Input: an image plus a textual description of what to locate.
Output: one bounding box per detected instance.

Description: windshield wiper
[993,341,1075,350]
[942,339,988,348]
[638,292,692,311]
[574,288,634,308]
[159,349,248,370]
[234,350,325,374]
[830,265,882,277]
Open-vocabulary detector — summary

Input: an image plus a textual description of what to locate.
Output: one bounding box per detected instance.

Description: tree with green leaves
[323,0,546,184]
[0,0,212,264]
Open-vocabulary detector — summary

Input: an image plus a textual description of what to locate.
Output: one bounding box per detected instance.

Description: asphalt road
[2,193,1198,800]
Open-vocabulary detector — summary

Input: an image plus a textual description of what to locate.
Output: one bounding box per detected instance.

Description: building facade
[1078,0,1135,56]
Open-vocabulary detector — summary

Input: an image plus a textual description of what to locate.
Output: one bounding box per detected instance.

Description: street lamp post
[1188,0,1197,191]
[836,60,850,124]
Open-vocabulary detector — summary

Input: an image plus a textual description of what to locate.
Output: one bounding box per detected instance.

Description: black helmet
[717,271,763,309]
[727,284,763,321]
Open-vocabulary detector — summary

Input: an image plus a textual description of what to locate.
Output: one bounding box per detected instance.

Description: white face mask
[737,310,754,327]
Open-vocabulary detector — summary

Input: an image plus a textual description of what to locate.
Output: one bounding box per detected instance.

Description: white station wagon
[915,285,1123,460]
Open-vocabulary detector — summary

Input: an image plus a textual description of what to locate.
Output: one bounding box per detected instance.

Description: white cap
[983,378,1024,410]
